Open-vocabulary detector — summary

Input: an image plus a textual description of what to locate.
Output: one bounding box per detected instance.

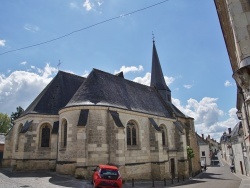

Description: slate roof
[66,69,176,118]
[230,121,242,137]
[220,132,230,143]
[196,133,209,145]
[150,41,171,91]
[20,120,33,133]
[174,121,186,134]
[22,71,85,116]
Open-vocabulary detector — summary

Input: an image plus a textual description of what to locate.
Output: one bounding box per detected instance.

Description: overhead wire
[0,0,168,56]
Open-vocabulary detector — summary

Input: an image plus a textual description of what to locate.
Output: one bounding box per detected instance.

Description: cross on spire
[57,60,61,71]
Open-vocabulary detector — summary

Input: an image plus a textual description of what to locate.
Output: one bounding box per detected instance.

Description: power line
[0,0,168,56]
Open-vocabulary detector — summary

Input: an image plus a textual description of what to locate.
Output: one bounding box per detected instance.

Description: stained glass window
[41,125,50,147]
[132,127,136,145]
[127,121,137,146]
[127,126,131,145]
[160,126,167,147]
[63,123,67,147]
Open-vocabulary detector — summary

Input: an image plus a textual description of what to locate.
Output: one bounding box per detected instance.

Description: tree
[187,146,195,160]
[187,146,195,176]
[10,106,24,126]
[0,113,11,133]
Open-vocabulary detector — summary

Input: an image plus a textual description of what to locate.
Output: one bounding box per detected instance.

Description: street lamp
[236,110,243,120]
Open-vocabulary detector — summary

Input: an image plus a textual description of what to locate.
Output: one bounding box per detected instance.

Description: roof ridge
[91,68,156,90]
[58,70,85,79]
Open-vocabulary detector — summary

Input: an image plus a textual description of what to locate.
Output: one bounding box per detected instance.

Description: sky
[0,0,238,141]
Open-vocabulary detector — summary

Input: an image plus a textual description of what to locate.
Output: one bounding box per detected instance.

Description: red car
[92,164,122,188]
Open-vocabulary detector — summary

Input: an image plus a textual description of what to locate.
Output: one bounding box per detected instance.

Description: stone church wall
[57,107,84,175]
[2,128,13,167]
[57,106,179,180]
[3,114,59,171]
[179,117,200,175]
[3,106,191,180]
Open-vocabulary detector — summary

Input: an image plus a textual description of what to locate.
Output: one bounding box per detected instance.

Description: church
[3,41,200,180]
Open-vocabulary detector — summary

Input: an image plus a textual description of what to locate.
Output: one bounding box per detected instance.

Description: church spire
[150,39,172,102]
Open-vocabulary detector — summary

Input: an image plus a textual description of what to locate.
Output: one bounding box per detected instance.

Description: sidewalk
[123,178,189,188]
[122,172,203,188]
[233,172,250,188]
[218,151,250,188]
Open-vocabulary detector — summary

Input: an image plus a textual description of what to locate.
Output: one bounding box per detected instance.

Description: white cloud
[133,72,151,86]
[97,0,103,6]
[0,63,57,115]
[133,72,174,86]
[172,97,238,141]
[183,84,192,89]
[20,61,27,65]
[0,40,6,47]
[24,24,40,32]
[224,80,233,87]
[70,2,79,9]
[82,0,103,11]
[83,0,93,11]
[82,70,89,77]
[114,65,144,75]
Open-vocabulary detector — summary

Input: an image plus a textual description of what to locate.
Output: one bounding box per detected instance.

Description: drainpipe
[56,120,59,172]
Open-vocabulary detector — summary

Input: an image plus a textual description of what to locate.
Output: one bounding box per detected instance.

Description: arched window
[61,119,67,147]
[40,123,51,147]
[127,121,138,146]
[160,125,168,147]
[16,123,23,151]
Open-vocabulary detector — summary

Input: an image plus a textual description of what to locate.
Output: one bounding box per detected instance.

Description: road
[0,154,250,188]
[173,152,250,188]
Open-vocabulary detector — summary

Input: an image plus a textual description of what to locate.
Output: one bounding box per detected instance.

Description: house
[220,122,246,175]
[220,130,232,163]
[196,133,210,166]
[0,133,5,167]
[3,41,200,179]
[214,0,250,176]
[205,134,220,165]
[230,121,246,175]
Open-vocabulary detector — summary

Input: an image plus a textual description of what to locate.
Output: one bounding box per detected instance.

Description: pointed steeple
[150,39,172,102]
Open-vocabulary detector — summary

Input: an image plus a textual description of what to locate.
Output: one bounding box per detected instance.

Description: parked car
[92,164,122,188]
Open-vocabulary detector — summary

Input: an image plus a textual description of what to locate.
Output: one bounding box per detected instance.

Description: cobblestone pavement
[0,168,92,188]
[2,165,250,188]
[0,168,192,188]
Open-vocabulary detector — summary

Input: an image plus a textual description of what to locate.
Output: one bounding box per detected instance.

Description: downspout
[238,89,249,175]
[107,107,111,164]
[242,94,250,133]
[56,121,59,171]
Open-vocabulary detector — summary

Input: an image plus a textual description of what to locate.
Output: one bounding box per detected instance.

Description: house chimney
[228,128,232,134]
[202,134,204,139]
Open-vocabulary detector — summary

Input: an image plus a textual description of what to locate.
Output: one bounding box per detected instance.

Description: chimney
[208,135,210,139]
[228,128,232,134]
[202,134,204,139]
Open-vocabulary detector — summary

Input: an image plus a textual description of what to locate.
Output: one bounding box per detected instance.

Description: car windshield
[100,169,119,176]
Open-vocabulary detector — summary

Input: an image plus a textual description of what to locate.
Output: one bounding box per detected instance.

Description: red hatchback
[92,164,122,188]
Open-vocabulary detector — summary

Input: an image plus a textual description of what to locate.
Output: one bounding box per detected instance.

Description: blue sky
[0,0,237,141]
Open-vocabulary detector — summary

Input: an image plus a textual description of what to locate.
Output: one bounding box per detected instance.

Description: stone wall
[179,117,200,175]
[3,105,191,180]
[3,114,58,170]
[58,106,179,180]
